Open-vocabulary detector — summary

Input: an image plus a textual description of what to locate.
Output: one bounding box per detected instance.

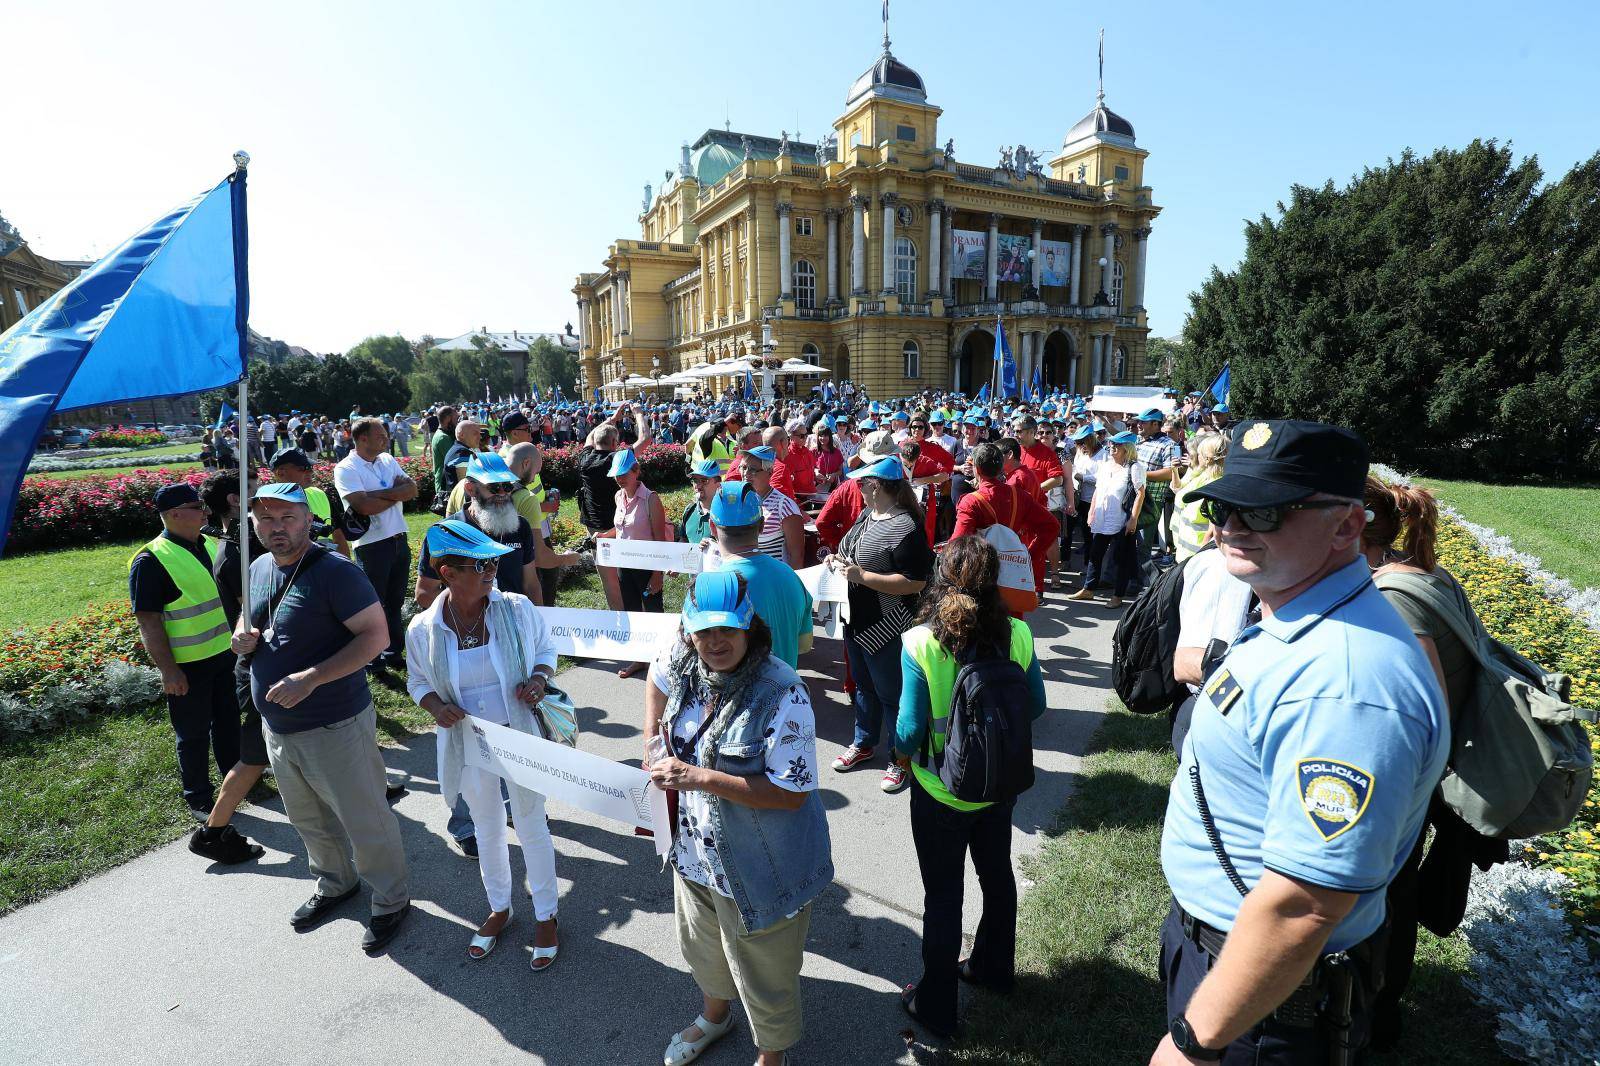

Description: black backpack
[922,643,1036,804]
[1112,544,1210,715]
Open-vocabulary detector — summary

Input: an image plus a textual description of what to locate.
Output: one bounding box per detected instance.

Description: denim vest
[671,655,835,933]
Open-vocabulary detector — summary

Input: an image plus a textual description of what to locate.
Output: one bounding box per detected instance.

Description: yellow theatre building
[573,26,1160,400]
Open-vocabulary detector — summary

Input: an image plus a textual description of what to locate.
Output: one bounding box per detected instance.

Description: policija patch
[1296,759,1375,841]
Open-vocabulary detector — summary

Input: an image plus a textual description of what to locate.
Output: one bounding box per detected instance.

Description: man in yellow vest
[269,448,351,557]
[129,483,240,821]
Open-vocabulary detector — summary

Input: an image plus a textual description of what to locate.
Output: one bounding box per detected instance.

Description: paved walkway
[0,597,1118,1065]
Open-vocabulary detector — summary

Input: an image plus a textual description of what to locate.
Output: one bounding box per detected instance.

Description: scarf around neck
[662,637,770,758]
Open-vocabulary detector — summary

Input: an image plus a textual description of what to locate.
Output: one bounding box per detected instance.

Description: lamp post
[1022,248,1039,301]
[760,322,777,403]
[1091,256,1111,309]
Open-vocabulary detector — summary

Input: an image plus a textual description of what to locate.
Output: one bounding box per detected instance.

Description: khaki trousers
[263,703,409,915]
[674,874,811,1052]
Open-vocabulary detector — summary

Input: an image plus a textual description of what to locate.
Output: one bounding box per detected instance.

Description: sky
[3,0,1597,352]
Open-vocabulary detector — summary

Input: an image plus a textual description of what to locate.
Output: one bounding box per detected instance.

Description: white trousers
[458,764,559,918]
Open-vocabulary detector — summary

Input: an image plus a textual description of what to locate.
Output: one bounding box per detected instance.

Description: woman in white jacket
[405,520,562,970]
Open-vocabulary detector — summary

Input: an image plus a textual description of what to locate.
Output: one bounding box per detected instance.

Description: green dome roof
[692,142,744,187]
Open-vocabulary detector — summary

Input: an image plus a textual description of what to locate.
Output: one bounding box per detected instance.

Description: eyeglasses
[480,482,517,495]
[445,557,501,573]
[1199,498,1352,533]
[910,423,929,431]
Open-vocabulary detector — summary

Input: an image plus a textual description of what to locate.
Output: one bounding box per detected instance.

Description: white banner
[597,537,706,574]
[542,606,682,662]
[795,563,851,604]
[464,715,672,856]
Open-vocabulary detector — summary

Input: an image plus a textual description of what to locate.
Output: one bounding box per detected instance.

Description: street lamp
[1091,256,1112,310]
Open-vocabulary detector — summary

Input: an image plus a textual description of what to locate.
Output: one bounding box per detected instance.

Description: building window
[1114,164,1130,182]
[903,340,921,379]
[1113,345,1128,381]
[894,237,917,302]
[796,216,813,237]
[801,342,820,366]
[896,124,917,142]
[12,287,27,315]
[792,259,817,309]
[1111,260,1124,311]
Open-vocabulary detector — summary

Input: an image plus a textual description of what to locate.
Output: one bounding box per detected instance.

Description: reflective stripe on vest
[131,536,231,663]
[1170,469,1220,563]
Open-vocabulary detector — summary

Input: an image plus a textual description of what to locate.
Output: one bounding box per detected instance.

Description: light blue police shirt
[1159,556,1449,953]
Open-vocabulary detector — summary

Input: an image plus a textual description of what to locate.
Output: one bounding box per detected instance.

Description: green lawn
[953,707,1510,1066]
[1417,477,1600,591]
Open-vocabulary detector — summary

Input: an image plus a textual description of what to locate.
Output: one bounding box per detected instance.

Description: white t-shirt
[650,651,819,898]
[1087,458,1147,535]
[1175,549,1254,692]
[259,419,277,443]
[333,449,409,547]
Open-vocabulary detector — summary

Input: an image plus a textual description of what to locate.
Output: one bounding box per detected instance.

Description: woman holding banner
[648,570,833,1066]
[609,448,670,677]
[404,521,563,971]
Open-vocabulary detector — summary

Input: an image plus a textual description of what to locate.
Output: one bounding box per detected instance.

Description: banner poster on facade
[1039,239,1073,287]
[995,234,1031,283]
[597,537,706,575]
[952,229,987,280]
[542,606,683,662]
[464,715,672,857]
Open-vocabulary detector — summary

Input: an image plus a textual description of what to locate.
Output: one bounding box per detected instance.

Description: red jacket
[1006,464,1047,508]
[781,444,818,497]
[951,480,1058,590]
[815,479,863,551]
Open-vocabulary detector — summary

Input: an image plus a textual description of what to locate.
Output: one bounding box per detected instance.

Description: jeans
[354,534,411,659]
[908,783,1017,1034]
[1064,499,1094,560]
[166,652,241,810]
[1082,531,1137,596]
[844,633,904,751]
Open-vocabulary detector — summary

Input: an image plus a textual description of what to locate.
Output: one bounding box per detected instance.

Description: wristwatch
[1170,1014,1223,1061]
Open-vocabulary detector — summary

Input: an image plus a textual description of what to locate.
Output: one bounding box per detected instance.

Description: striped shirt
[756,487,802,563]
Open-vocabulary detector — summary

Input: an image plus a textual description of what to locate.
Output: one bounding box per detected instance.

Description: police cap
[1191,419,1369,509]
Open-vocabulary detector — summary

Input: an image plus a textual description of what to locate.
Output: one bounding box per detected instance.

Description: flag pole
[230,151,252,625]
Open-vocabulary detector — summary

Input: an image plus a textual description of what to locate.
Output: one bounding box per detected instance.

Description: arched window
[895,237,918,302]
[793,259,817,309]
[801,342,820,366]
[1111,260,1125,311]
[1113,344,1128,382]
[903,340,921,380]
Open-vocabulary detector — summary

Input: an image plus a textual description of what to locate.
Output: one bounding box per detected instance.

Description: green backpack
[1376,571,1597,839]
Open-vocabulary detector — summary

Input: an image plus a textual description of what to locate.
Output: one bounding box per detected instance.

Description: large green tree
[407,337,523,408]
[347,334,416,377]
[526,336,580,398]
[243,353,410,416]
[1180,140,1600,478]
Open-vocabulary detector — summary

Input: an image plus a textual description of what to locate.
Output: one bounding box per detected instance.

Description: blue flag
[744,368,756,402]
[530,383,541,402]
[1030,366,1042,403]
[214,400,237,430]
[977,381,991,403]
[0,171,248,556]
[1208,363,1231,404]
[593,387,602,403]
[994,316,1019,399]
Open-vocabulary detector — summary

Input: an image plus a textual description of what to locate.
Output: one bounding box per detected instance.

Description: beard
[469,495,522,538]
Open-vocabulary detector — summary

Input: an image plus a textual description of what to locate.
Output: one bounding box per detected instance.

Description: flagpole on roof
[230,151,253,627]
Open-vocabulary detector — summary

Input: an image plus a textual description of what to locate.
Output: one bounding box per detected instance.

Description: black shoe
[457,835,479,858]
[290,885,360,930]
[900,983,959,1041]
[385,782,409,802]
[185,800,215,823]
[362,903,410,954]
[189,825,265,865]
[956,958,1015,994]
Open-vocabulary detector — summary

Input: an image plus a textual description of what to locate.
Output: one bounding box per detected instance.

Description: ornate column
[746,207,759,313]
[1030,218,1044,294]
[941,212,955,298]
[985,213,1000,301]
[777,202,794,300]
[879,192,899,296]
[1133,225,1151,309]
[926,199,943,299]
[1100,222,1117,302]
[1070,224,1085,306]
[850,194,867,295]
[1067,339,1078,394]
[617,272,630,334]
[824,208,840,303]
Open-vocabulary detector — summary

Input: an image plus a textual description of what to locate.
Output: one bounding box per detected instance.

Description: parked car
[59,428,93,447]
[159,425,185,437]
[36,428,64,451]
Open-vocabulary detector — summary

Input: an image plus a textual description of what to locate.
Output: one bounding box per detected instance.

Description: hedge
[88,429,165,448]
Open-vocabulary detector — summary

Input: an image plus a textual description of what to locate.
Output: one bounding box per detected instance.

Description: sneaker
[290,885,360,930]
[189,825,265,865]
[880,764,909,794]
[457,834,479,859]
[362,902,410,954]
[831,745,875,772]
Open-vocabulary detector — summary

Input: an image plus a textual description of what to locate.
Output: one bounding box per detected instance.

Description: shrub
[87,429,165,448]
[0,603,161,740]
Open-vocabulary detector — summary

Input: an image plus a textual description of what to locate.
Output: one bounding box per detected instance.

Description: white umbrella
[623,374,655,389]
[775,358,825,375]
[602,379,625,389]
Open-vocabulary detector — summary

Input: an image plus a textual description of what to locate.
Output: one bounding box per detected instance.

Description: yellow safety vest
[1170,467,1221,562]
[690,425,736,475]
[903,618,1035,812]
[304,484,332,523]
[130,535,232,664]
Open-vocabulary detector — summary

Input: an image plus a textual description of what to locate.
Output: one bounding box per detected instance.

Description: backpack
[922,642,1036,804]
[1112,543,1209,714]
[1375,571,1598,839]
[974,490,1039,615]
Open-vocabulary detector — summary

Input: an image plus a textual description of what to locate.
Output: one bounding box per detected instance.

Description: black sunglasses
[481,482,517,495]
[445,557,501,573]
[1200,497,1352,533]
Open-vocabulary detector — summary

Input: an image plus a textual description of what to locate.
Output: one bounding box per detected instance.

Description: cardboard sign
[596,537,706,574]
[542,606,682,662]
[464,715,671,856]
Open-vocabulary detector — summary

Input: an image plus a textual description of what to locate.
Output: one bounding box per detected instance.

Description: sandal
[663,1011,735,1066]
[467,907,512,960]
[530,916,559,972]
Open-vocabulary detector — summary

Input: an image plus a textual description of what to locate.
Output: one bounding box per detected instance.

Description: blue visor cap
[891,411,909,423]
[690,459,723,478]
[252,483,307,506]
[1212,403,1231,414]
[743,445,777,463]
[1137,408,1165,422]
[821,415,838,432]
[425,519,515,561]
[1092,421,1107,433]
[608,449,639,477]
[848,456,906,481]
[709,482,763,526]
[928,411,945,423]
[1071,425,1096,442]
[682,570,755,633]
[466,452,520,485]
[858,419,877,432]
[1110,430,1140,445]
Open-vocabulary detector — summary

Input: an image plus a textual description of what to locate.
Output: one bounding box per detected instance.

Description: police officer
[1152,420,1449,1065]
[129,483,239,820]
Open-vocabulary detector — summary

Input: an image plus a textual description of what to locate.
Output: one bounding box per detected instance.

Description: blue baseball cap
[690,458,723,478]
[424,519,515,561]
[251,483,307,506]
[848,456,905,481]
[821,415,838,432]
[466,452,520,485]
[1092,421,1106,433]
[891,411,909,422]
[1136,408,1165,422]
[928,410,945,424]
[1212,403,1231,414]
[859,418,878,432]
[1071,425,1096,442]
[682,570,755,633]
[709,482,763,526]
[1110,430,1140,445]
[743,445,777,463]
[608,449,639,477]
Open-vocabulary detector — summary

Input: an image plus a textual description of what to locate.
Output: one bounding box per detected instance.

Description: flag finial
[1097,29,1106,106]
[882,0,891,54]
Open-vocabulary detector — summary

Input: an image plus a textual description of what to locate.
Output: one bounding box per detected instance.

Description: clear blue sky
[4,0,1596,352]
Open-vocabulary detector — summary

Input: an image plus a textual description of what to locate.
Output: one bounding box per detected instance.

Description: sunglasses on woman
[445,558,501,574]
[1199,497,1352,533]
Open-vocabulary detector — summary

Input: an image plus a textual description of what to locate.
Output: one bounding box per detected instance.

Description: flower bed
[27,453,202,475]
[88,429,165,448]
[0,603,159,740]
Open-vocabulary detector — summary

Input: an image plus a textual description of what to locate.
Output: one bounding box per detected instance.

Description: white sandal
[529,917,559,972]
[468,907,512,960]
[663,1012,735,1066]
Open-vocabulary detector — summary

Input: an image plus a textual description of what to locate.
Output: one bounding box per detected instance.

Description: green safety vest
[1170,467,1220,562]
[304,484,332,523]
[903,618,1034,812]
[691,426,736,475]
[130,535,232,664]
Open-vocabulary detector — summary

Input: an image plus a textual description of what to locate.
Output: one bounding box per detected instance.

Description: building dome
[845,51,927,106]
[690,141,743,187]
[1062,103,1136,152]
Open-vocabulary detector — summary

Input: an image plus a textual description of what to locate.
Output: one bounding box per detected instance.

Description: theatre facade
[573,30,1160,400]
